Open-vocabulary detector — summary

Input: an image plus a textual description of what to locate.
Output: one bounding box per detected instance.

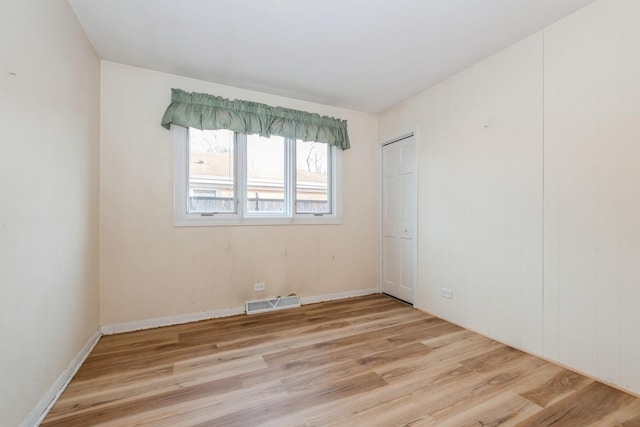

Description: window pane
[188,128,235,213]
[246,135,286,214]
[296,140,330,214]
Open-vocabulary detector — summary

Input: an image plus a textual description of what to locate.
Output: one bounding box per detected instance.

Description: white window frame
[172,125,341,226]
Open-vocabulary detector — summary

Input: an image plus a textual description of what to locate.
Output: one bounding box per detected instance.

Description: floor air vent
[246,295,301,315]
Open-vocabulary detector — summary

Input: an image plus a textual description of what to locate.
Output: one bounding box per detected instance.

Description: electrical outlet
[253,282,266,291]
[441,288,453,300]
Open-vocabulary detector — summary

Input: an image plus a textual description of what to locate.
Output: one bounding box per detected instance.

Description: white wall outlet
[441,288,453,300]
[253,282,266,291]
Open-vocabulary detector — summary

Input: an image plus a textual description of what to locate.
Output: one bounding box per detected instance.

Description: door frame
[378,129,419,307]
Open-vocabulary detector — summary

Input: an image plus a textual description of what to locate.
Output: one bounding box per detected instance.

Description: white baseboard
[21,328,101,427]
[300,288,379,305]
[102,288,380,335]
[100,306,246,335]
[23,288,379,425]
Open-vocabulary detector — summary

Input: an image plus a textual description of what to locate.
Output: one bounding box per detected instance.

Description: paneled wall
[543,0,640,391]
[379,0,640,394]
[380,31,545,356]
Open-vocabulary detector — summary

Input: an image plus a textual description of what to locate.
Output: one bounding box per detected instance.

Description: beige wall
[380,32,544,355]
[100,62,379,325]
[0,1,101,425]
[379,0,640,395]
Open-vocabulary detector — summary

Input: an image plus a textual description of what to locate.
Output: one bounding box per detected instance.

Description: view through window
[295,140,330,214]
[187,128,235,213]
[185,128,333,220]
[246,135,286,214]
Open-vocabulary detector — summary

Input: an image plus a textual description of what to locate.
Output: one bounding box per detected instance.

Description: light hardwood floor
[43,295,640,426]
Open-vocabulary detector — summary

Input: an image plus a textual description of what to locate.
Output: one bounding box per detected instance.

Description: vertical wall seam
[541,29,546,358]
[618,2,624,387]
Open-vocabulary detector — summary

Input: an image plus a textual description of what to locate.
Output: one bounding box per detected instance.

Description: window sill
[174,215,342,227]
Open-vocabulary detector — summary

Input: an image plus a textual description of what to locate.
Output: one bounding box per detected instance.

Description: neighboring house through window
[173,126,341,226]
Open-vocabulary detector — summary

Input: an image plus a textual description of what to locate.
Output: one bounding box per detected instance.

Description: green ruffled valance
[161,89,350,150]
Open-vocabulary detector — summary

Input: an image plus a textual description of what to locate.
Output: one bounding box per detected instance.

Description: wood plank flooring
[42,295,640,426]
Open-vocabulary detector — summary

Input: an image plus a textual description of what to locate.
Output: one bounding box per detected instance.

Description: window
[246,134,286,215]
[187,128,235,214]
[296,140,331,214]
[173,126,340,226]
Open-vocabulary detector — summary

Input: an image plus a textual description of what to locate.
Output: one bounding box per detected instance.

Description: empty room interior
[3,0,640,425]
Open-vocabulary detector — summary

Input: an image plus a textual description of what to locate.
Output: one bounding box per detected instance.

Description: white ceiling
[69,0,595,113]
